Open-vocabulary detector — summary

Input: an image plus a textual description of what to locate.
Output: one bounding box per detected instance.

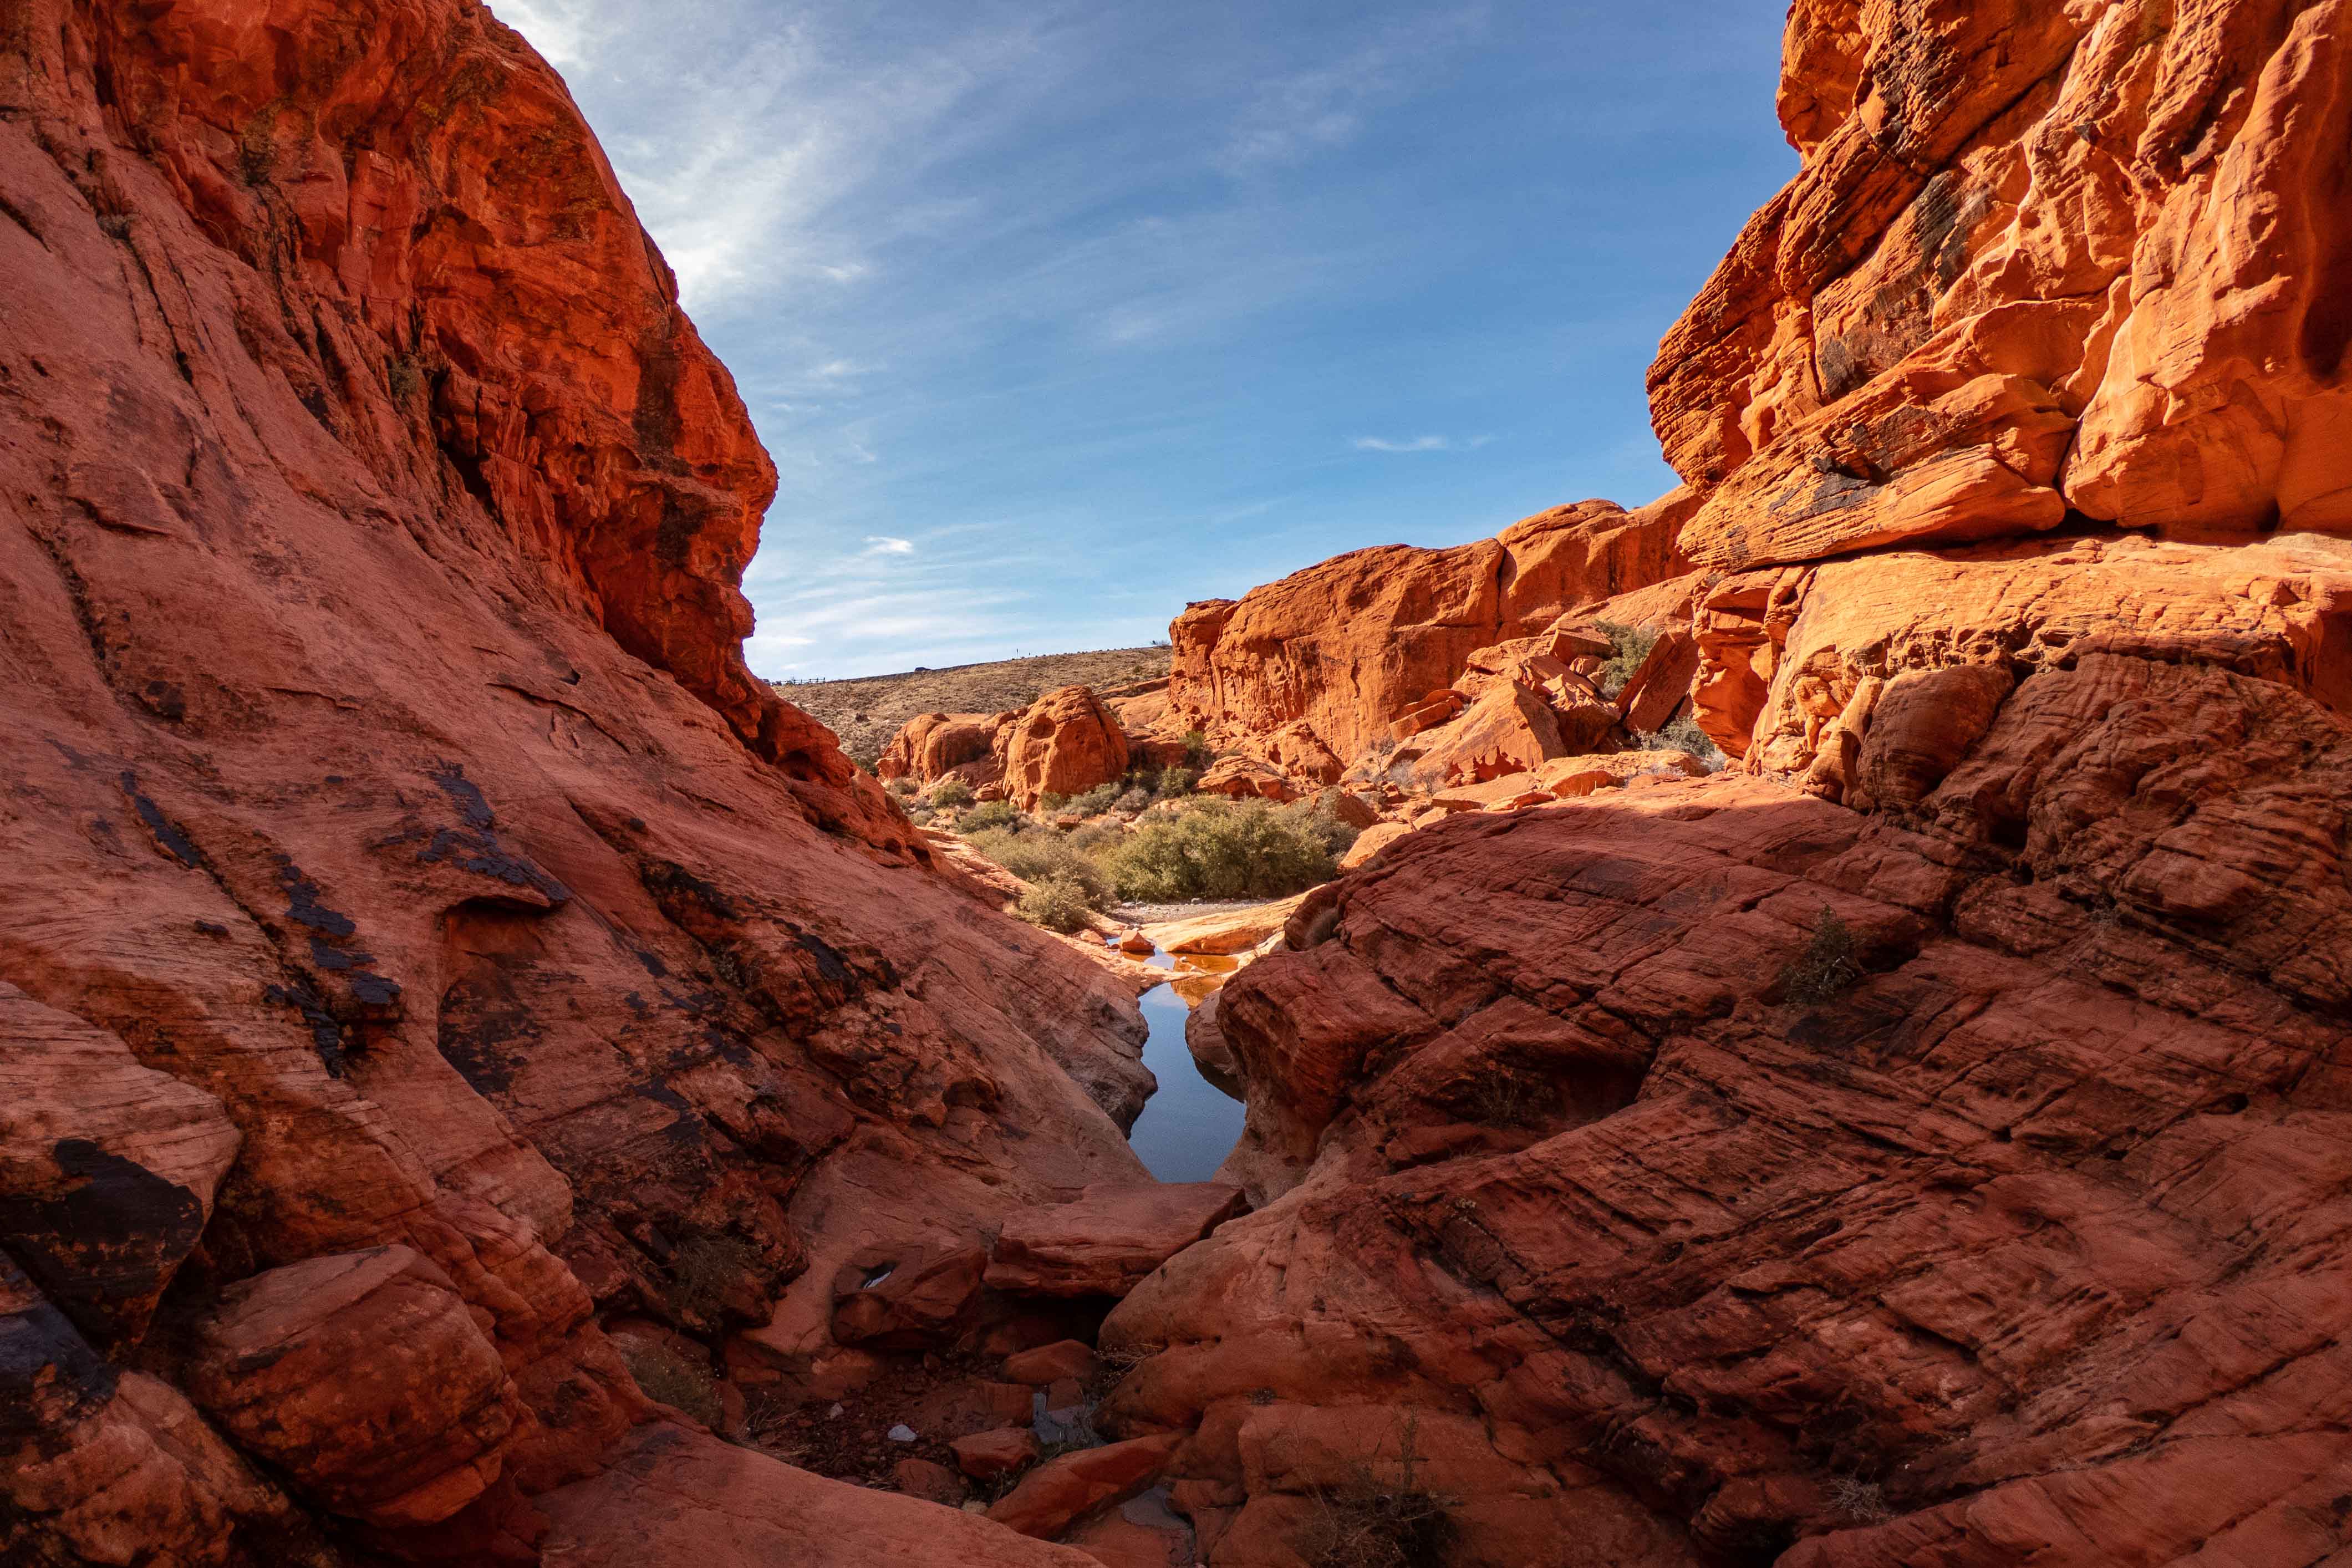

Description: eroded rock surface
[0,3,1149,1561]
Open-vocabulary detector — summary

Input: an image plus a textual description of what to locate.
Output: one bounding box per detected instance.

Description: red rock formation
[1080,4,2352,1565]
[997,685,1132,811]
[0,3,1146,1562]
[1168,496,1697,777]
[1654,0,2352,564]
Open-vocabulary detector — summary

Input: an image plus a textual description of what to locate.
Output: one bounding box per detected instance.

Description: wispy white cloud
[1352,434,1493,454]
[1220,5,1490,174]
[486,0,603,67]
[863,535,916,554]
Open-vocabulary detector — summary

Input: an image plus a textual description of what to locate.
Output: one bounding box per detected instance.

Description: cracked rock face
[1087,3,2352,1565]
[0,2,1143,1562]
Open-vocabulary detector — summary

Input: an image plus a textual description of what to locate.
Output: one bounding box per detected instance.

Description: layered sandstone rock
[1654,0,2352,564]
[0,3,1147,1562]
[1168,496,1696,778]
[1103,648,2352,1562]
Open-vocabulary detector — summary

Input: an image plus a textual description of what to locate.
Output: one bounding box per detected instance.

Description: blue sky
[488,1,1796,678]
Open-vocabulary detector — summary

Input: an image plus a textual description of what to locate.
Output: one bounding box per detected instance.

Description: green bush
[1064,783,1121,817]
[930,778,975,808]
[1155,767,1197,799]
[1595,620,1659,696]
[966,828,1113,908]
[960,800,1024,833]
[1017,875,1097,934]
[1114,787,1152,814]
[1281,797,1362,857]
[885,775,918,797]
[1097,799,1337,902]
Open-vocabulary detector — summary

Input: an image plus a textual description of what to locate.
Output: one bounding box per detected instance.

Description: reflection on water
[1125,950,1249,1183]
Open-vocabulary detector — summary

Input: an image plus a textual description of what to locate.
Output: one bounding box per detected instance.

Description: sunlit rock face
[1094,4,2352,1566]
[0,3,1144,1562]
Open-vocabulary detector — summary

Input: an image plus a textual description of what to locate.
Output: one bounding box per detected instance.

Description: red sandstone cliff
[0,4,1144,1563]
[1088,4,2352,1566]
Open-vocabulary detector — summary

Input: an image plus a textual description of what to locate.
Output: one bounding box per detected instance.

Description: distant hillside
[777,646,1170,768]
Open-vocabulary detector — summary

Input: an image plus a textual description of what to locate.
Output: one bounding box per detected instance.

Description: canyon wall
[1167,495,1697,778]
[0,3,1143,1563]
[1102,3,2352,1565]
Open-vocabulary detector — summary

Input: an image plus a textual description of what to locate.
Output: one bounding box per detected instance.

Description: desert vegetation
[920,767,1361,931]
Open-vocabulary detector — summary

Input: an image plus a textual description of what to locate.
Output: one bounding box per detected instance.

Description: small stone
[886,1424,918,1443]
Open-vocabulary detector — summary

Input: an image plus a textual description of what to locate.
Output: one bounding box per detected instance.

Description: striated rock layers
[1167,496,1698,782]
[1083,3,2352,1566]
[0,4,1147,1565]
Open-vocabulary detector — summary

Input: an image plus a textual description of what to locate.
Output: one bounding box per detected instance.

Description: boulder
[1314,788,1381,829]
[1002,1338,1101,1387]
[1338,821,1414,871]
[877,712,1000,783]
[999,688,1131,811]
[986,1183,1249,1297]
[1532,750,1712,799]
[952,1428,1043,1482]
[1409,683,1569,786]
[893,1458,967,1505]
[986,1433,1184,1540]
[1194,755,1300,802]
[185,1248,520,1528]
[829,1242,989,1350]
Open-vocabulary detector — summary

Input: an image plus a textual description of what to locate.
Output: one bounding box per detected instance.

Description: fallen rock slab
[986,1183,1248,1297]
[541,1424,1098,1566]
[1002,1338,1100,1386]
[953,1428,1043,1482]
[986,1433,1184,1540]
[1141,893,1314,956]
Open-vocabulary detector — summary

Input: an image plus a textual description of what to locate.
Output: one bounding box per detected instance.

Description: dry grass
[774,646,1169,769]
[1292,1416,1458,1568]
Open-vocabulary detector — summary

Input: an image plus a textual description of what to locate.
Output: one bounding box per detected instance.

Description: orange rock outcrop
[0,4,1146,1564]
[1079,4,2352,1566]
[1167,496,1696,777]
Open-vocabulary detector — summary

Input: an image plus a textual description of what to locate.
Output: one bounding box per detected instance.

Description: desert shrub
[885,775,918,797]
[1097,799,1336,902]
[1462,1069,1552,1129]
[619,1341,722,1428]
[1827,1476,1893,1524]
[1640,711,1728,772]
[1065,783,1121,817]
[1595,620,1658,696]
[97,212,134,238]
[905,804,936,826]
[1155,767,1197,798]
[930,778,975,808]
[1067,821,1124,855]
[1293,1418,1457,1568]
[1180,729,1213,770]
[1781,908,1865,1005]
[960,799,1024,833]
[1113,787,1152,814]
[663,1232,763,1326]
[967,828,1113,909]
[1017,876,1096,934]
[1280,797,1362,857]
[385,354,422,404]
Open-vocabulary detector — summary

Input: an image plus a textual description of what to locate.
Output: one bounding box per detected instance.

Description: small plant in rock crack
[1460,1068,1551,1129]
[618,1341,722,1429]
[929,778,975,808]
[1826,1475,1894,1523]
[1780,908,1865,1006]
[662,1231,765,1327]
[1293,1415,1459,1568]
